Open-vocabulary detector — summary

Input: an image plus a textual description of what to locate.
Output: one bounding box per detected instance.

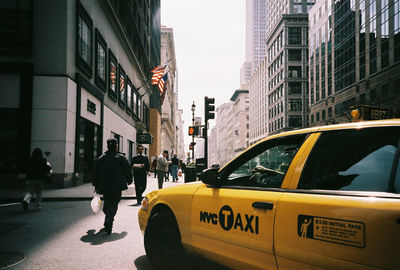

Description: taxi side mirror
[199,168,219,186]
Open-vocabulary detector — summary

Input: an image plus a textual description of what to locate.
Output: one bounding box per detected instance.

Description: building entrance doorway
[78,117,102,183]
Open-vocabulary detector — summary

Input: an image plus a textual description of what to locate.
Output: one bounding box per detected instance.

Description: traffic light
[188,126,200,136]
[189,142,196,150]
[205,96,215,122]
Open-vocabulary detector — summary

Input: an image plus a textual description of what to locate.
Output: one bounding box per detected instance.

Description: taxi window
[298,127,400,192]
[395,158,400,193]
[223,135,306,188]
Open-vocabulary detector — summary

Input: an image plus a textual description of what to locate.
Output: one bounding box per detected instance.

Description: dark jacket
[93,150,132,195]
[131,154,150,179]
[27,157,50,180]
[171,157,179,166]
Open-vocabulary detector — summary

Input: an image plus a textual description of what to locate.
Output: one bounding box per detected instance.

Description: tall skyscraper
[241,0,267,86]
[249,0,315,144]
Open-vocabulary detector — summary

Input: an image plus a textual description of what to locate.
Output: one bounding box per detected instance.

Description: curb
[0,196,137,203]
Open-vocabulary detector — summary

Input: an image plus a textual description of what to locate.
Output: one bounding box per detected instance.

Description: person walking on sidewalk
[151,157,158,178]
[22,148,52,211]
[93,138,132,235]
[156,150,172,189]
[171,154,180,182]
[131,144,150,204]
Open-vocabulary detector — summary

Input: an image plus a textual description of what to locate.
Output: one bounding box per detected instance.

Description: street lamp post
[191,101,196,162]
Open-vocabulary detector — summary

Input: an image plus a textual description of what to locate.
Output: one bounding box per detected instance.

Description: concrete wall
[33,0,69,75]
[103,106,136,156]
[31,76,76,186]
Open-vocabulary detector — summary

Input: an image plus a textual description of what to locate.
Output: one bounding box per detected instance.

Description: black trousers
[103,192,121,229]
[134,176,147,203]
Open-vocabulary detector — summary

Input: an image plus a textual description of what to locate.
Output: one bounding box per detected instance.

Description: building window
[126,79,133,114]
[77,2,93,77]
[316,112,320,122]
[360,93,366,104]
[108,49,117,100]
[118,65,126,107]
[395,0,400,62]
[328,107,332,118]
[95,29,107,90]
[128,140,135,162]
[143,103,149,129]
[289,82,302,94]
[0,0,33,56]
[137,97,142,120]
[359,33,366,79]
[289,99,302,111]
[369,0,377,74]
[132,89,138,118]
[288,49,302,61]
[289,115,302,127]
[288,27,302,45]
[322,109,326,120]
[293,0,303,13]
[369,88,377,104]
[288,66,302,78]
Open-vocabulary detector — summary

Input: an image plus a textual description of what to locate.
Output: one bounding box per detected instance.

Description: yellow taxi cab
[138,120,400,270]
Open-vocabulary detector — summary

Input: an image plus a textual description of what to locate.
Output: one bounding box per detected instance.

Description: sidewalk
[0,174,190,203]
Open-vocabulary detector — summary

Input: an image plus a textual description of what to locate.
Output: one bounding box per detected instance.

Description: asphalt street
[0,177,229,270]
[0,200,149,270]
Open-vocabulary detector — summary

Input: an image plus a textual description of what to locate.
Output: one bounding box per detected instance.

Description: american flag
[110,64,117,86]
[160,85,167,105]
[158,73,168,94]
[120,75,125,92]
[151,65,162,73]
[151,67,165,85]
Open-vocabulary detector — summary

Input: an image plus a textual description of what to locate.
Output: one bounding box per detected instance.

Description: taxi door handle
[252,202,273,210]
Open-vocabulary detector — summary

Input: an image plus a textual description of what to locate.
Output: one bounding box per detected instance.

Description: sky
[160,0,246,147]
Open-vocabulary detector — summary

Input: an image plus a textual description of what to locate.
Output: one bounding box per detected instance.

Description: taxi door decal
[298,215,365,248]
[199,205,259,234]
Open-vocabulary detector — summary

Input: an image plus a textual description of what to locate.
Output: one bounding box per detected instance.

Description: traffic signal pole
[204,120,208,168]
[204,96,215,168]
[191,101,196,162]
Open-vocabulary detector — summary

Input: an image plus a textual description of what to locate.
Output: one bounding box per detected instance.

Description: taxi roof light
[351,109,361,119]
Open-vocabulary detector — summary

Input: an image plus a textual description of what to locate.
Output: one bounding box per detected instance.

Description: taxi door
[190,133,312,270]
[274,127,400,270]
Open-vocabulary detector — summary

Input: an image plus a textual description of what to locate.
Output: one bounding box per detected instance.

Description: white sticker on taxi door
[298,215,365,248]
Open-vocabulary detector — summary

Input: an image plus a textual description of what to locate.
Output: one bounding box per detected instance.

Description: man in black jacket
[93,138,132,234]
[131,144,150,204]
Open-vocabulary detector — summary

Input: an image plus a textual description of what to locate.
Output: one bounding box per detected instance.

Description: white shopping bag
[91,192,102,214]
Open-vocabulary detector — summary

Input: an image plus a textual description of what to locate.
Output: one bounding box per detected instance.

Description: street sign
[136,133,153,144]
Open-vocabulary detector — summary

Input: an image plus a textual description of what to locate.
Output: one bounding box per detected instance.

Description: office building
[309,0,400,125]
[241,0,267,86]
[249,0,315,144]
[0,0,161,187]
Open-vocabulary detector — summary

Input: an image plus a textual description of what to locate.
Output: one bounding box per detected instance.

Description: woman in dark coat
[22,148,51,211]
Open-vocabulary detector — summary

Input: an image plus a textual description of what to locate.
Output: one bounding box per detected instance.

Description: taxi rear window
[298,127,400,192]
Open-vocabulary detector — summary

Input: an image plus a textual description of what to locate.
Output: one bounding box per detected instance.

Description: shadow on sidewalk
[80,229,127,245]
